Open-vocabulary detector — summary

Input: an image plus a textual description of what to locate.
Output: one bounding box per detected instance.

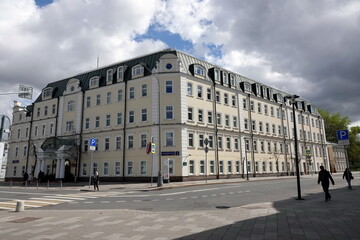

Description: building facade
[6,49,328,182]
[327,142,348,173]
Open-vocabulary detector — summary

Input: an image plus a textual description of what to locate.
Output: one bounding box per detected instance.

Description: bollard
[15,200,25,212]
[37,180,39,189]
[25,181,27,189]
[60,180,62,189]
[47,180,49,190]
[10,180,12,188]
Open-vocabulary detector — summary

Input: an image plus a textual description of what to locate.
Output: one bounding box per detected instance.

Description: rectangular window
[200,160,205,174]
[261,141,265,152]
[252,120,256,131]
[207,111,213,124]
[207,88,212,100]
[210,160,214,174]
[86,97,91,107]
[244,119,249,130]
[243,99,247,109]
[198,109,203,122]
[37,108,40,117]
[259,122,263,132]
[103,162,109,175]
[104,138,110,150]
[117,89,123,101]
[106,114,111,127]
[106,92,111,104]
[141,161,147,175]
[23,146,27,156]
[197,85,203,98]
[95,116,100,128]
[117,113,122,125]
[216,91,220,103]
[208,135,214,148]
[226,137,231,150]
[84,140,88,152]
[50,123,54,135]
[188,107,193,121]
[236,161,240,173]
[82,163,87,176]
[129,87,135,99]
[165,81,173,94]
[225,115,230,127]
[116,137,121,150]
[93,163,98,174]
[228,161,232,173]
[44,106,48,116]
[219,161,224,173]
[199,134,204,148]
[250,101,254,111]
[234,138,239,150]
[218,136,223,149]
[258,103,261,113]
[232,95,236,107]
[66,121,74,132]
[67,101,75,111]
[187,82,193,96]
[253,140,258,152]
[34,126,38,136]
[128,135,134,149]
[272,124,276,134]
[270,106,274,117]
[141,134,147,148]
[245,139,250,151]
[129,111,134,123]
[224,93,228,105]
[141,84,147,97]
[188,133,194,147]
[166,132,174,147]
[166,106,173,120]
[25,127,29,137]
[42,125,46,135]
[96,94,101,106]
[127,161,133,175]
[115,162,121,175]
[217,113,221,125]
[189,160,194,174]
[106,69,113,83]
[233,116,237,128]
[52,104,56,114]
[141,109,147,122]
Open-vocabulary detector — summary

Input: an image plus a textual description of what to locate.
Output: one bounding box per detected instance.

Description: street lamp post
[285,95,304,200]
[140,63,163,187]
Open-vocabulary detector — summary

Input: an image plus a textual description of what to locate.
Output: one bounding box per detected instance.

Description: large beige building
[6,49,328,182]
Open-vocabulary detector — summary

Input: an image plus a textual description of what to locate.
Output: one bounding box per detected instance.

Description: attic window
[117,66,124,80]
[194,65,205,77]
[106,69,113,83]
[244,83,251,92]
[256,84,261,96]
[214,69,220,81]
[230,75,235,86]
[42,87,52,99]
[132,65,144,78]
[89,76,99,88]
[222,72,228,85]
[268,88,273,100]
[262,87,268,98]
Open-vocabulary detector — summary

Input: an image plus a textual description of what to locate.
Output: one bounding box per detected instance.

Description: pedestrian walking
[93,172,99,191]
[343,168,354,190]
[23,172,28,185]
[318,166,335,202]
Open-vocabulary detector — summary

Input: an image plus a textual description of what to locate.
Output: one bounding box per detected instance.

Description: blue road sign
[336,130,349,140]
[90,138,97,146]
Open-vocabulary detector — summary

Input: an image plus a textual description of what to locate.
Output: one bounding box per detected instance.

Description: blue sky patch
[35,0,54,7]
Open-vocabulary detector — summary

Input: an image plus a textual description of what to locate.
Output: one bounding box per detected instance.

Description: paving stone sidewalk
[0,178,359,240]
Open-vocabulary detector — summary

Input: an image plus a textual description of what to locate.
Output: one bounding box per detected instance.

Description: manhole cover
[8,217,41,223]
[216,206,231,209]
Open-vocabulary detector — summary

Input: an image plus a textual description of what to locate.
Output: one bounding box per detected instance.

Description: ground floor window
[140,161,147,175]
[210,160,214,174]
[189,160,194,174]
[115,162,121,175]
[127,161,133,175]
[82,163,87,176]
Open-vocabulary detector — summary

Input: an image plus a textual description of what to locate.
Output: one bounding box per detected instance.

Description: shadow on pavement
[175,186,360,240]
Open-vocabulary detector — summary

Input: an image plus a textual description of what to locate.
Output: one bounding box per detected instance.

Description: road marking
[211,194,217,196]
[116,200,126,203]
[220,193,226,196]
[100,201,110,203]
[159,192,186,196]
[151,199,160,202]
[202,195,208,198]
[180,197,187,200]
[166,198,174,201]
[84,202,93,204]
[229,192,234,194]
[191,196,198,199]
[44,195,86,200]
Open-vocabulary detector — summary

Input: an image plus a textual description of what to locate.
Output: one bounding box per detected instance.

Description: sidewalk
[0,173,359,239]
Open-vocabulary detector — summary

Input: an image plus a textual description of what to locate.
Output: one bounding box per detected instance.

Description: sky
[1,0,360,127]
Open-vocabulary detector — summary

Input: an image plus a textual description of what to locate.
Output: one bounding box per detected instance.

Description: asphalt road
[0,174,350,212]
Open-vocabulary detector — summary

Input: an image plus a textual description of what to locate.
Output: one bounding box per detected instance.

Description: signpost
[88,138,96,189]
[337,130,351,188]
[204,138,209,183]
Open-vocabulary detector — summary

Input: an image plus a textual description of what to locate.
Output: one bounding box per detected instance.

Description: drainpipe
[212,80,219,179]
[248,94,255,177]
[122,80,128,181]
[236,92,244,179]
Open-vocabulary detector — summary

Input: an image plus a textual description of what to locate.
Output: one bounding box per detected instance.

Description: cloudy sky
[1,0,359,126]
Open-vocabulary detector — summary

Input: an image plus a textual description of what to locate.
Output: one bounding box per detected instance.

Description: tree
[348,126,360,169]
[318,109,351,143]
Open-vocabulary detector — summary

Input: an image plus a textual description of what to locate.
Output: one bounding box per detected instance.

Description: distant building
[0,115,11,179]
[5,49,328,182]
[327,142,347,173]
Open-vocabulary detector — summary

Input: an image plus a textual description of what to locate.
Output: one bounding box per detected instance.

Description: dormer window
[132,65,144,78]
[214,69,220,81]
[256,84,261,96]
[194,65,205,77]
[89,76,99,88]
[262,87,268,98]
[42,87,53,99]
[268,88,273,100]
[244,83,251,92]
[106,69,113,84]
[297,101,302,109]
[275,94,283,103]
[222,72,228,85]
[117,66,124,81]
[230,74,235,86]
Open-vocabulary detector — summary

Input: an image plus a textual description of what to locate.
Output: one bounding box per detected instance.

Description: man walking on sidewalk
[318,166,335,202]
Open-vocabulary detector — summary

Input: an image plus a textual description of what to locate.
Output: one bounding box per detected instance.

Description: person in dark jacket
[343,168,353,190]
[92,172,99,191]
[23,172,28,185]
[318,166,335,202]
